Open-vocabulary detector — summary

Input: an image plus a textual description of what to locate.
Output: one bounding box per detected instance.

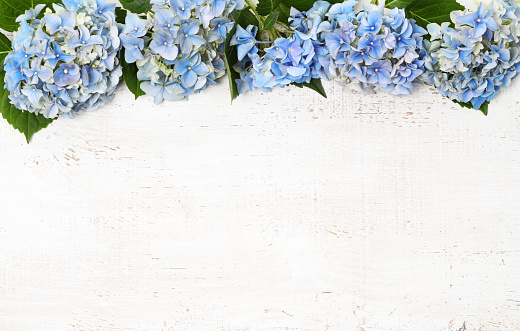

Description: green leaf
[280,0,343,12]
[0,71,54,143]
[0,0,54,32]
[275,3,291,23]
[0,31,12,71]
[224,8,259,103]
[263,12,279,31]
[452,99,489,116]
[403,0,464,29]
[121,50,146,100]
[257,0,281,16]
[119,0,152,14]
[384,0,415,9]
[115,7,128,25]
[292,78,327,98]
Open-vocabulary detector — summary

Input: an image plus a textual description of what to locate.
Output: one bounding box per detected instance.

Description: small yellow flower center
[64,69,69,74]
[185,34,188,38]
[41,51,45,55]
[167,24,171,27]
[370,42,374,45]
[375,68,379,72]
[188,66,192,70]
[398,37,401,40]
[59,26,63,29]
[218,24,221,27]
[371,26,375,30]
[201,13,204,16]
[477,18,481,23]
[340,40,344,44]
[164,42,168,45]
[99,10,102,13]
[135,27,138,31]
[135,45,138,48]
[181,7,185,10]
[276,47,280,50]
[56,54,60,57]
[82,41,86,44]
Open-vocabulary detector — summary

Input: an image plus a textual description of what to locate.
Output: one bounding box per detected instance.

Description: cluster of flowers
[317,1,427,96]
[231,2,330,94]
[3,0,122,119]
[120,0,244,104]
[423,0,520,109]
[231,1,427,96]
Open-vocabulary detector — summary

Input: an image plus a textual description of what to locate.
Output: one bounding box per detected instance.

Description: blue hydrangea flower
[423,0,520,110]
[120,0,244,104]
[232,1,332,94]
[318,1,426,96]
[3,0,122,119]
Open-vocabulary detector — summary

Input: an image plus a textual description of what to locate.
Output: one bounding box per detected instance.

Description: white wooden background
[2,1,520,330]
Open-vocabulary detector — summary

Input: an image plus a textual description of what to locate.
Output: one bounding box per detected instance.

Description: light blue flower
[154,9,181,35]
[120,34,145,63]
[357,11,382,35]
[230,25,258,61]
[456,2,498,37]
[62,0,87,12]
[150,29,179,61]
[16,4,46,22]
[141,77,186,104]
[122,13,148,37]
[174,54,209,88]
[170,0,195,20]
[68,25,104,49]
[177,21,206,54]
[44,11,76,35]
[54,63,81,86]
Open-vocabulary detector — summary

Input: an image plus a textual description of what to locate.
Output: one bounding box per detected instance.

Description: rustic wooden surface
[1,79,520,330]
[2,1,520,328]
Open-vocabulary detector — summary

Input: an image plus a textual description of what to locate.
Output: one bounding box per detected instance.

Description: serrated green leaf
[292,78,327,98]
[224,8,260,103]
[404,0,464,29]
[263,12,279,31]
[119,0,152,14]
[0,31,11,71]
[0,71,54,143]
[452,99,489,116]
[115,7,128,25]
[257,0,281,16]
[0,0,54,32]
[121,50,146,100]
[280,0,343,12]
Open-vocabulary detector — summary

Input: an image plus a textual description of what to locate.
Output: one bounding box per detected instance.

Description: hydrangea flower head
[120,0,244,104]
[231,1,331,94]
[3,0,122,119]
[423,0,520,109]
[318,2,427,96]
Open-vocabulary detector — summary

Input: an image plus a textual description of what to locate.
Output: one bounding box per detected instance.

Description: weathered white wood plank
[1,79,520,330]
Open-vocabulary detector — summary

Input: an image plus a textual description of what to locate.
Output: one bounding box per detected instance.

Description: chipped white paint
[1,1,520,329]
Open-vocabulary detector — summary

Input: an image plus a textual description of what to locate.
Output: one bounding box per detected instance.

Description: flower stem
[244,0,256,10]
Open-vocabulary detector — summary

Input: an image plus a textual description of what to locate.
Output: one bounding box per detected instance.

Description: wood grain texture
[1,1,520,329]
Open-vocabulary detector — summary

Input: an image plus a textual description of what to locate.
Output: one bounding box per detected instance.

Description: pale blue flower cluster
[3,0,122,119]
[423,0,520,109]
[317,1,426,96]
[231,1,330,94]
[120,0,244,104]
